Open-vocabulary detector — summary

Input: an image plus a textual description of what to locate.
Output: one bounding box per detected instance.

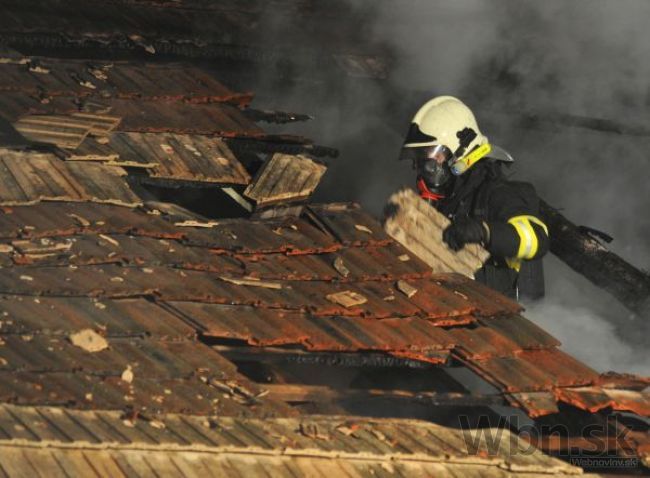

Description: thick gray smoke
[253,0,650,374]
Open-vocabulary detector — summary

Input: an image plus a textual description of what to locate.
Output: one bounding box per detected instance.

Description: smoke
[248,1,650,374]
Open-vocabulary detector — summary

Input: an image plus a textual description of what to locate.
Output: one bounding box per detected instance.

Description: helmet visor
[400,145,454,188]
[399,144,453,165]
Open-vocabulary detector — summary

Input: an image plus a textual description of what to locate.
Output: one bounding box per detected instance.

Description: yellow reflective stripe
[509,218,536,259]
[526,215,549,236]
[464,143,492,168]
[507,215,548,260]
[453,143,492,175]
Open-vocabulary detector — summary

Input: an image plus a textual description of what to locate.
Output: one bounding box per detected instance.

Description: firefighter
[399,96,549,300]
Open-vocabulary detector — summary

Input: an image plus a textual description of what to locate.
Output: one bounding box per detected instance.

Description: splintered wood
[13,114,121,149]
[0,150,141,207]
[383,188,489,278]
[244,153,327,207]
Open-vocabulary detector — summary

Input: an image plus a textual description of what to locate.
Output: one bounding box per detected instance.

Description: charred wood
[264,383,507,407]
[226,137,339,158]
[539,200,650,318]
[243,108,313,124]
[212,345,440,369]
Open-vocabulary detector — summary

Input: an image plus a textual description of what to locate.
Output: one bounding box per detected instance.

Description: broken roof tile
[463,349,600,393]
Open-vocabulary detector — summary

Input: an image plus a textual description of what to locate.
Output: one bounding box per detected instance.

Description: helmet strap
[417,178,446,201]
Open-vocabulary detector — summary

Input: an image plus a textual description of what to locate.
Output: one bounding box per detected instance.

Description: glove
[443,216,489,251]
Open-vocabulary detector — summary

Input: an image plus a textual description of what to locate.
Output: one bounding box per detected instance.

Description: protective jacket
[436,160,548,299]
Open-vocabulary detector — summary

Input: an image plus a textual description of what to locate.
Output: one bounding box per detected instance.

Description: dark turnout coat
[437,160,549,300]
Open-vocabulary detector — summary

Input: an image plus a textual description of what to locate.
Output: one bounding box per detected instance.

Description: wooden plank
[71,113,121,135]
[244,153,326,206]
[79,132,250,184]
[14,120,89,149]
[384,188,489,278]
[0,149,141,206]
[14,114,121,150]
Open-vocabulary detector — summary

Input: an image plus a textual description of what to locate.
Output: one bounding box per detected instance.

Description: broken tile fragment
[326,290,367,308]
[121,365,134,384]
[396,280,418,298]
[333,256,350,278]
[354,224,373,234]
[69,329,109,353]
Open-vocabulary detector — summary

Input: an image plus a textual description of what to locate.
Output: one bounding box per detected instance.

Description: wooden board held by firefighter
[383,188,489,278]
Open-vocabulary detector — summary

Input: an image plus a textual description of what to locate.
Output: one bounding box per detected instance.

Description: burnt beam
[540,200,650,319]
[264,383,507,407]
[243,109,313,124]
[226,138,339,159]
[212,345,442,369]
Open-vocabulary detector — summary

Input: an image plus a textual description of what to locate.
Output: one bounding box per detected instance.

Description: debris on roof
[0,200,645,429]
[69,328,109,353]
[0,5,646,475]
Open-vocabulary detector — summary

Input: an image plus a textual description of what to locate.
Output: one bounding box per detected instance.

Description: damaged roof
[0,0,391,80]
[0,10,646,476]
[0,201,647,422]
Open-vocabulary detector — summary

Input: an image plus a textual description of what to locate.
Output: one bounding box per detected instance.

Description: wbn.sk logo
[458,415,639,469]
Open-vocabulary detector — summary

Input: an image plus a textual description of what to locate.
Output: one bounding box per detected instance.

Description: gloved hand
[443,216,489,251]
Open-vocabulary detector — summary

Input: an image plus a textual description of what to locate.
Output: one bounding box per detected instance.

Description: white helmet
[401,96,510,176]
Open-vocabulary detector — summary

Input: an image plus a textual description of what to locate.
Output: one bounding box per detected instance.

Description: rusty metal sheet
[183,219,337,254]
[232,247,430,282]
[0,202,342,255]
[594,372,650,391]
[463,349,600,393]
[6,235,245,275]
[0,203,184,240]
[0,59,250,105]
[477,314,561,350]
[0,90,261,138]
[168,301,455,354]
[73,132,252,185]
[0,264,190,298]
[0,372,281,416]
[0,336,233,379]
[434,273,523,317]
[0,296,194,338]
[399,279,477,320]
[554,387,650,416]
[446,324,528,360]
[447,315,561,360]
[0,150,141,207]
[306,203,393,246]
[106,98,263,136]
[0,263,493,323]
[506,391,560,418]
